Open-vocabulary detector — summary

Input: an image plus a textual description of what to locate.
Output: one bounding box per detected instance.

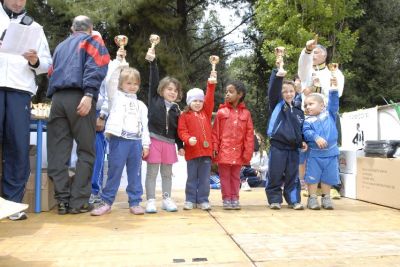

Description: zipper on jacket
[165,111,169,134]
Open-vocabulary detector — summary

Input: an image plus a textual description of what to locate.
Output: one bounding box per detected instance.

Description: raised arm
[204,81,216,118]
[148,59,160,104]
[268,69,283,111]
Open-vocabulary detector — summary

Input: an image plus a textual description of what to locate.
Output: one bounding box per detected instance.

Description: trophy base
[276,70,287,77]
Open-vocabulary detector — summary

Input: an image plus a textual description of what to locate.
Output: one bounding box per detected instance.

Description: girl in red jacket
[212,80,254,210]
[178,71,217,211]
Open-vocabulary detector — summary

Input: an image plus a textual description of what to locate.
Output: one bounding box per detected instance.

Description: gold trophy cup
[114,35,128,63]
[275,46,287,77]
[208,55,220,83]
[328,63,339,88]
[145,34,160,61]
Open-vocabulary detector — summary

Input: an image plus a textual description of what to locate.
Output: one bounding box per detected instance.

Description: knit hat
[186,88,204,105]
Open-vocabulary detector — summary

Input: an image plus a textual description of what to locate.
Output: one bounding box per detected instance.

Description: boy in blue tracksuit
[266,69,306,210]
[302,77,340,210]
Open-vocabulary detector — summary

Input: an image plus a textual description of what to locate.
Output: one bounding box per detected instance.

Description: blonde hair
[157,76,182,102]
[118,67,141,89]
[305,93,325,104]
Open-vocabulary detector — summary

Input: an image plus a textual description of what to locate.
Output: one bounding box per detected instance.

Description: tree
[344,0,400,109]
[255,0,363,79]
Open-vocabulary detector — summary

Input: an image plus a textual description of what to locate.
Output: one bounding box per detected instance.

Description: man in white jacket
[0,0,51,220]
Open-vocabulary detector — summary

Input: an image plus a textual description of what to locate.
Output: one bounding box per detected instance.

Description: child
[91,68,150,216]
[303,77,340,210]
[178,71,217,211]
[212,80,254,210]
[145,49,184,213]
[266,69,306,210]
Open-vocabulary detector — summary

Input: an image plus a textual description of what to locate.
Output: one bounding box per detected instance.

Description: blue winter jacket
[303,90,340,158]
[47,32,110,100]
[267,69,304,150]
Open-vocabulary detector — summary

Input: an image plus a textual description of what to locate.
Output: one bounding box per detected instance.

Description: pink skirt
[146,137,178,164]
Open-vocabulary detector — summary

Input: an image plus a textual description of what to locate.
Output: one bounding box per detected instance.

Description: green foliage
[344,0,400,109]
[255,0,362,79]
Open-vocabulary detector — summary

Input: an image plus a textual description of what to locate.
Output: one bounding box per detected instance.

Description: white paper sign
[0,22,42,55]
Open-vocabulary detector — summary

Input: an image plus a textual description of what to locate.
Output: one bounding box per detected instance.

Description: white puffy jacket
[0,6,52,94]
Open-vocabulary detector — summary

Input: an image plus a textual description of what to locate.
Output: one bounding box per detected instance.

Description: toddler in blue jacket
[303,77,340,210]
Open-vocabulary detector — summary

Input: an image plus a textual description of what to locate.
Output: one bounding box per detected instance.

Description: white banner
[341,107,378,149]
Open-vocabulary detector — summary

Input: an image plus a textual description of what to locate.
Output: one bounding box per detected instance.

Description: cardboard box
[339,148,364,174]
[22,171,56,213]
[356,157,400,209]
[339,173,357,199]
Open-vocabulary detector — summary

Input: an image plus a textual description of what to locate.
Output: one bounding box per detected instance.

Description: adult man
[298,38,345,199]
[47,15,109,215]
[0,0,52,220]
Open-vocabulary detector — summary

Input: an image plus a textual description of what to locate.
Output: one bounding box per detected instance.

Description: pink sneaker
[130,205,145,215]
[90,202,111,216]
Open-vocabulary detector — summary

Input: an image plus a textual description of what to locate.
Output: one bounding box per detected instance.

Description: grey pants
[145,163,172,200]
[47,90,96,209]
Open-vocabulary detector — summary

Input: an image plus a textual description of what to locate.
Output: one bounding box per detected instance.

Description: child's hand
[178,148,185,156]
[301,142,308,151]
[330,76,338,89]
[116,48,126,60]
[208,70,217,84]
[142,148,150,159]
[188,137,197,146]
[315,137,328,149]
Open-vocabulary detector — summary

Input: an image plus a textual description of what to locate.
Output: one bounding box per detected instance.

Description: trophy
[274,46,287,77]
[328,63,339,88]
[114,35,128,63]
[208,55,219,83]
[145,34,160,61]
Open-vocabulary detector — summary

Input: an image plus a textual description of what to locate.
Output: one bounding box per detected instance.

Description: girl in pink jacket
[212,80,254,210]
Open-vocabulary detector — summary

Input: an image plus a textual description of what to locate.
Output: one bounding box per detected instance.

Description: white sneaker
[199,202,211,211]
[241,179,251,191]
[162,197,178,212]
[145,199,157,213]
[183,201,195,210]
[8,211,28,221]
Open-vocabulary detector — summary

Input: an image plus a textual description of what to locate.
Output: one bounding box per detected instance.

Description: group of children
[89,44,254,216]
[89,37,341,217]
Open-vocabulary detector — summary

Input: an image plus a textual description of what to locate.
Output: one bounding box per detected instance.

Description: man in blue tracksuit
[265,69,306,210]
[47,15,109,215]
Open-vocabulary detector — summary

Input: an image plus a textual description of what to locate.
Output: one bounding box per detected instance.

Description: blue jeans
[0,89,31,202]
[185,156,211,204]
[91,129,107,195]
[101,136,143,207]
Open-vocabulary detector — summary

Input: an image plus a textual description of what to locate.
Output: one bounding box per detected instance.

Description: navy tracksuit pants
[0,89,31,203]
[265,145,301,205]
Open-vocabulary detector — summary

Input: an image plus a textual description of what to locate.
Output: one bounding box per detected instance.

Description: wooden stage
[1,188,400,266]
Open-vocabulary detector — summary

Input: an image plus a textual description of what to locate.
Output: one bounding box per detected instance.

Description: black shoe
[68,203,94,214]
[58,202,69,215]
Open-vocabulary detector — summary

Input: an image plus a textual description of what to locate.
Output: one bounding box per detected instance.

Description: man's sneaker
[130,205,145,215]
[307,195,321,210]
[269,203,281,210]
[145,199,157,213]
[330,188,341,200]
[222,200,232,210]
[199,202,211,211]
[162,197,178,212]
[89,193,102,204]
[69,203,94,214]
[8,211,27,221]
[91,202,111,216]
[58,202,69,215]
[321,196,334,210]
[183,201,195,210]
[231,200,241,210]
[290,203,304,210]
